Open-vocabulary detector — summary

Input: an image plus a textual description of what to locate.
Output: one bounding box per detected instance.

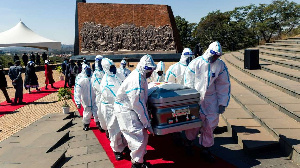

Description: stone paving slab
[88,160,114,168]
[0,146,65,167]
[28,130,69,152]
[62,152,109,167]
[224,108,252,119]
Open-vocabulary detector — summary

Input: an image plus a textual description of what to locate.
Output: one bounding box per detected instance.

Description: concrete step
[265,42,300,48]
[231,51,300,82]
[224,54,300,122]
[258,45,300,54]
[260,49,300,62]
[288,37,300,40]
[222,99,278,153]
[223,55,300,163]
[239,49,300,71]
[227,52,300,99]
[275,39,300,44]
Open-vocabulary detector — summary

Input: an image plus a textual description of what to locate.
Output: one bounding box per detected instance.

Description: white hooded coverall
[91,55,106,130]
[99,58,127,153]
[114,55,156,163]
[165,48,193,84]
[150,61,165,82]
[184,41,231,147]
[74,63,88,105]
[117,59,131,79]
[74,65,99,125]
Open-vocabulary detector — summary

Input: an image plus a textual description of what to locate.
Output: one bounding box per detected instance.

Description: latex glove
[218,106,225,114]
[147,126,154,136]
[77,104,81,109]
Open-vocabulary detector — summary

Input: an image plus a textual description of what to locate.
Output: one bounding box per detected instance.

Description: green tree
[247,0,300,42]
[175,16,198,49]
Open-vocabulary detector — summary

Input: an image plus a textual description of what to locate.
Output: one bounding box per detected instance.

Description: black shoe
[83,124,89,131]
[96,121,105,132]
[131,161,152,168]
[18,101,26,105]
[201,147,216,163]
[6,100,12,103]
[184,139,194,156]
[122,146,130,155]
[105,130,109,139]
[114,152,123,161]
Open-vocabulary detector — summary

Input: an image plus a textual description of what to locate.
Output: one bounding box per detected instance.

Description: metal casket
[147,83,202,135]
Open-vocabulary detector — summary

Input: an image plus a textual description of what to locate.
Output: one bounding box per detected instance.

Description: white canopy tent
[0,21,61,50]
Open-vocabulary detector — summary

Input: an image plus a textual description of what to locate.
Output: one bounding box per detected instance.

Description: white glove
[218,106,225,114]
[77,104,81,109]
[147,126,154,135]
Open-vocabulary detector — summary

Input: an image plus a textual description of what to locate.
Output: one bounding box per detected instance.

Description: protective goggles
[144,66,156,71]
[183,52,194,56]
[95,58,102,61]
[210,50,221,56]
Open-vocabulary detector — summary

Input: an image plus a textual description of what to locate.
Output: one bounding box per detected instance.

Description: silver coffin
[148,84,202,135]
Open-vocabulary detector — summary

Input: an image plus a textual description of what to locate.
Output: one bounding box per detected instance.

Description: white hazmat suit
[99,58,127,155]
[165,48,193,84]
[117,59,131,79]
[91,55,106,131]
[74,63,88,104]
[74,65,99,130]
[114,54,156,164]
[149,61,165,82]
[184,41,231,148]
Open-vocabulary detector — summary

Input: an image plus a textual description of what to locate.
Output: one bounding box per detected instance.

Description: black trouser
[13,84,23,103]
[0,87,10,101]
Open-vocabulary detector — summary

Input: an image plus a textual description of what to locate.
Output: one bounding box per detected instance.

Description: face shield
[207,50,222,63]
[183,51,193,65]
[144,66,156,78]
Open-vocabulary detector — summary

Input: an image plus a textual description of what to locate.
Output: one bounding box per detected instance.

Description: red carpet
[72,94,236,168]
[0,80,65,118]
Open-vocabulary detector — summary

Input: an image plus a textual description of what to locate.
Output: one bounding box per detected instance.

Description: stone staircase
[221,37,300,164]
[0,112,112,168]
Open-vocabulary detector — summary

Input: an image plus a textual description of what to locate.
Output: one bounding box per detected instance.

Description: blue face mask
[109,65,117,74]
[85,68,92,77]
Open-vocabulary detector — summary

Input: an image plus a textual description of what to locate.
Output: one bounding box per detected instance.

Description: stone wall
[76,3,182,54]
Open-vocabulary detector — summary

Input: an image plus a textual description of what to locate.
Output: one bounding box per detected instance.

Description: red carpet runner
[0,80,65,118]
[72,93,236,168]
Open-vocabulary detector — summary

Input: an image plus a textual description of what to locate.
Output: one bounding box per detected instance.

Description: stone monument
[74,2,182,55]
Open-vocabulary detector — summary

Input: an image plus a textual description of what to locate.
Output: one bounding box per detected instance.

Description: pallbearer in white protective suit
[74,65,99,131]
[184,41,231,162]
[114,54,156,168]
[91,55,105,132]
[149,61,165,82]
[165,48,193,84]
[99,58,128,161]
[117,59,131,79]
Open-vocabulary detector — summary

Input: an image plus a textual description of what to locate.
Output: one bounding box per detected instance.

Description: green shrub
[57,87,73,107]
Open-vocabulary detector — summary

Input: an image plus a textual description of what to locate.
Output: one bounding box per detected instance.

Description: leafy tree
[174,16,198,49]
[247,0,300,42]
